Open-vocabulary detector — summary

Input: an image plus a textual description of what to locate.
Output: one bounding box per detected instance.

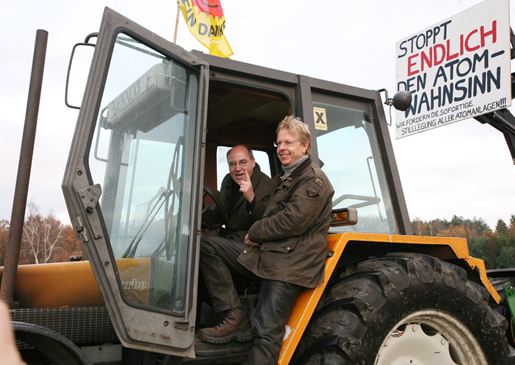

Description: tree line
[411,214,515,269]
[0,206,514,269]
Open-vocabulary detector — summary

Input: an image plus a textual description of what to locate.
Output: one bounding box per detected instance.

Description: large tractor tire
[293,253,514,365]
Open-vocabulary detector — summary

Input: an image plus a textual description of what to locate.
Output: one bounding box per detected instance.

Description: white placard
[395,0,511,139]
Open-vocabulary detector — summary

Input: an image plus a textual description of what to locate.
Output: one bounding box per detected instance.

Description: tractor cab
[62,7,411,360]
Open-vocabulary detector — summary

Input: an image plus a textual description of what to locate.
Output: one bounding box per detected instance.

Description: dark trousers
[200,236,303,365]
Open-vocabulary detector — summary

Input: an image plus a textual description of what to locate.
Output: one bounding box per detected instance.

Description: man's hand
[239,170,255,203]
[244,233,259,247]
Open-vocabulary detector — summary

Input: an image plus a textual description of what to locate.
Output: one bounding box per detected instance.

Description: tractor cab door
[62,8,208,357]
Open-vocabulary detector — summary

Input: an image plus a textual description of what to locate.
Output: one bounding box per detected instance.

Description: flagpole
[173,1,180,44]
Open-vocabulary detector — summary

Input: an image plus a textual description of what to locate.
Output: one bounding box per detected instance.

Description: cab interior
[203,80,292,193]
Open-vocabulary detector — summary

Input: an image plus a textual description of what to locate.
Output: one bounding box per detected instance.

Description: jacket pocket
[259,238,298,253]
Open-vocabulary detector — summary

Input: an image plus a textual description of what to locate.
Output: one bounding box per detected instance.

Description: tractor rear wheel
[292,253,514,365]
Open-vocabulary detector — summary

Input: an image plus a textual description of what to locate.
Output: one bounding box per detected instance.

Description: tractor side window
[216,146,271,189]
[88,34,199,313]
[313,100,398,233]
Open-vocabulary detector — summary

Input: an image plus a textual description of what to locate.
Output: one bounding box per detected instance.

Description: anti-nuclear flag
[178,0,233,58]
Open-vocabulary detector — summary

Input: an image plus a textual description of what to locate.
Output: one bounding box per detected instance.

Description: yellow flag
[178,0,233,58]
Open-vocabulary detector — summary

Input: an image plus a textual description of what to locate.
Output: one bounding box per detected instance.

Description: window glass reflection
[314,102,397,233]
[89,34,199,313]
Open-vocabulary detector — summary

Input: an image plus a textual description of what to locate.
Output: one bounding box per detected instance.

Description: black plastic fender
[13,321,91,365]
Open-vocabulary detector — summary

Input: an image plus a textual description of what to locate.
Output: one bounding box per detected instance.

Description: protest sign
[395,0,511,138]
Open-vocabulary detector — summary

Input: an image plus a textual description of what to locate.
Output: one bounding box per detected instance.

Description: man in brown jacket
[199,117,334,365]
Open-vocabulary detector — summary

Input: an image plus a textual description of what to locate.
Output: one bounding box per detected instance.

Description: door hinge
[75,184,104,241]
[73,215,89,242]
[78,184,102,213]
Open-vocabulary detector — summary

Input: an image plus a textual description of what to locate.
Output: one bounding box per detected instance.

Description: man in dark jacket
[202,145,275,241]
[199,116,334,365]
[199,145,275,337]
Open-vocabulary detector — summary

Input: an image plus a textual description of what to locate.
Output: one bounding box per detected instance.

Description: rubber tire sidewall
[293,253,512,365]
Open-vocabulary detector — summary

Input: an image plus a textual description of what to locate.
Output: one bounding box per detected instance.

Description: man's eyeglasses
[228,160,249,170]
[273,140,299,148]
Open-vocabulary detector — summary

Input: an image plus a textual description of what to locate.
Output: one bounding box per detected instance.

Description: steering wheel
[202,185,223,214]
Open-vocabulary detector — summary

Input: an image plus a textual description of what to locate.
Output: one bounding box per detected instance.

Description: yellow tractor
[3,8,515,365]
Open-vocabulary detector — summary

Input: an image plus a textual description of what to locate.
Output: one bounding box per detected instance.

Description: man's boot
[198,307,253,344]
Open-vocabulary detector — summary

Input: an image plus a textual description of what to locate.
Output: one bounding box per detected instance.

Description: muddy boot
[198,307,253,344]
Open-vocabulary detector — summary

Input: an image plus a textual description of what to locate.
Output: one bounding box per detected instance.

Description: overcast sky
[1,0,514,229]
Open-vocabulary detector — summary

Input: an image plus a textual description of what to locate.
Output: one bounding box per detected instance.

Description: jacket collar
[273,157,312,186]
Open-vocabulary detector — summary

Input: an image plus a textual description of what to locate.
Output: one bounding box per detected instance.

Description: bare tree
[21,203,64,264]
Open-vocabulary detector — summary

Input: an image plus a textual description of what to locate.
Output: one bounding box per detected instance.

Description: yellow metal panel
[277,232,499,365]
[0,258,151,308]
[465,256,501,303]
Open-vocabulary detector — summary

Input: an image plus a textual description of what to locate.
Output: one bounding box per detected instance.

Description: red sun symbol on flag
[192,0,224,18]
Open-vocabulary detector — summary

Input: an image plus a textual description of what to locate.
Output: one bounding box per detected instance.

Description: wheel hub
[374,310,488,365]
